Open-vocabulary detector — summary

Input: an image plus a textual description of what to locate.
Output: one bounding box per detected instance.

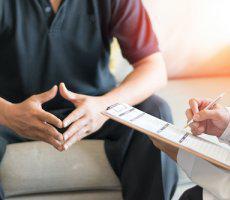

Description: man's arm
[59,0,166,148]
[101,52,167,106]
[59,52,168,149]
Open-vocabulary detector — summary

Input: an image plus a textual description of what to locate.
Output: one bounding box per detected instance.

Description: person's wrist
[0,99,13,127]
[99,94,120,110]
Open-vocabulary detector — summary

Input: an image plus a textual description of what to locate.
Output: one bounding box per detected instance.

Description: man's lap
[0,95,178,200]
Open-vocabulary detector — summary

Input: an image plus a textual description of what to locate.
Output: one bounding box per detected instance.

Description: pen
[184,92,226,129]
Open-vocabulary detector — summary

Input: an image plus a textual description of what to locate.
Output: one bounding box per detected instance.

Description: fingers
[188,98,217,113]
[63,108,86,128]
[36,86,58,104]
[193,110,218,122]
[186,109,193,122]
[46,136,64,151]
[63,117,90,141]
[190,121,206,136]
[34,124,63,151]
[190,126,204,136]
[63,126,90,150]
[38,110,63,129]
[39,123,64,142]
[59,83,84,103]
[186,101,207,135]
[189,98,200,114]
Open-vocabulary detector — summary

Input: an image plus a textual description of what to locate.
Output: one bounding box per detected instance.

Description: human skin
[0,53,168,151]
[150,98,230,161]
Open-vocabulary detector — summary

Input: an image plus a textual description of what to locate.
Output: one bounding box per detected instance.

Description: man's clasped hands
[2,83,109,152]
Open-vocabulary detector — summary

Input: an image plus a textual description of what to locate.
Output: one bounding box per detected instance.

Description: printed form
[105,103,230,170]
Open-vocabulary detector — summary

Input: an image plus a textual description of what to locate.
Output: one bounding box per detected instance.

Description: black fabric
[0,0,158,112]
[0,96,178,200]
[179,186,203,200]
[0,185,3,200]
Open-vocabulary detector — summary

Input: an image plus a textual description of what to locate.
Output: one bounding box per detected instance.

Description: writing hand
[186,98,230,137]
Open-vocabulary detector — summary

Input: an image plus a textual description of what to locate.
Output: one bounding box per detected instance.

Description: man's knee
[136,95,173,123]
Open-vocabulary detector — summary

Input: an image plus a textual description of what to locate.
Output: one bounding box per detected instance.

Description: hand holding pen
[185,93,230,137]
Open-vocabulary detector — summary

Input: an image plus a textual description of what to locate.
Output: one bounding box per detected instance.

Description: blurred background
[111,0,230,81]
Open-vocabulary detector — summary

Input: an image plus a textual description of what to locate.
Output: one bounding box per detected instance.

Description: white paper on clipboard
[103,103,230,171]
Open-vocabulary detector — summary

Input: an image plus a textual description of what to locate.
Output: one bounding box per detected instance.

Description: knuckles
[189,98,196,105]
[30,109,39,117]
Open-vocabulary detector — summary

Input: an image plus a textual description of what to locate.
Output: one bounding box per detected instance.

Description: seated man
[0,0,177,199]
[151,98,230,200]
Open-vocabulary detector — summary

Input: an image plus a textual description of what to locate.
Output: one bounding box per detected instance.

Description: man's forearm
[0,97,12,126]
[101,53,167,107]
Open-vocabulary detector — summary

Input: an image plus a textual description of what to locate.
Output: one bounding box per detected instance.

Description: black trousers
[179,186,203,200]
[0,96,178,200]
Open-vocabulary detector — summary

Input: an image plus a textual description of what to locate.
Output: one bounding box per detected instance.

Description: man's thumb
[36,85,58,104]
[59,82,84,103]
[193,110,218,122]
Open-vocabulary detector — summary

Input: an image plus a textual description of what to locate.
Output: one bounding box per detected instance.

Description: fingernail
[59,135,64,142]
[64,134,68,141]
[58,146,63,152]
[63,121,68,128]
[59,121,63,129]
[64,144,68,150]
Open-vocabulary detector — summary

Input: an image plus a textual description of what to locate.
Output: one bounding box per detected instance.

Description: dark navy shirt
[0,0,159,112]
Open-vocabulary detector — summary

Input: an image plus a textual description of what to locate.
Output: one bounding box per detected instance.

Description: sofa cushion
[0,141,121,198]
[6,191,122,200]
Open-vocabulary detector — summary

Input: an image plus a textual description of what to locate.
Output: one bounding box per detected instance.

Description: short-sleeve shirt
[0,0,159,112]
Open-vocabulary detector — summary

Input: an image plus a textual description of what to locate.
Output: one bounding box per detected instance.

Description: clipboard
[103,103,230,171]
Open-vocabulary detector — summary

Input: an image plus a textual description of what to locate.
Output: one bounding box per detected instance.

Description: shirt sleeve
[177,150,230,200]
[219,107,230,145]
[110,0,159,64]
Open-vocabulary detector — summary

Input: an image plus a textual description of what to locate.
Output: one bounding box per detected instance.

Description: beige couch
[1,0,230,199]
[0,141,122,200]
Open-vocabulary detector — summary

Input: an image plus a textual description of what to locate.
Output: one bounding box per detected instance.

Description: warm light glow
[144,0,230,78]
